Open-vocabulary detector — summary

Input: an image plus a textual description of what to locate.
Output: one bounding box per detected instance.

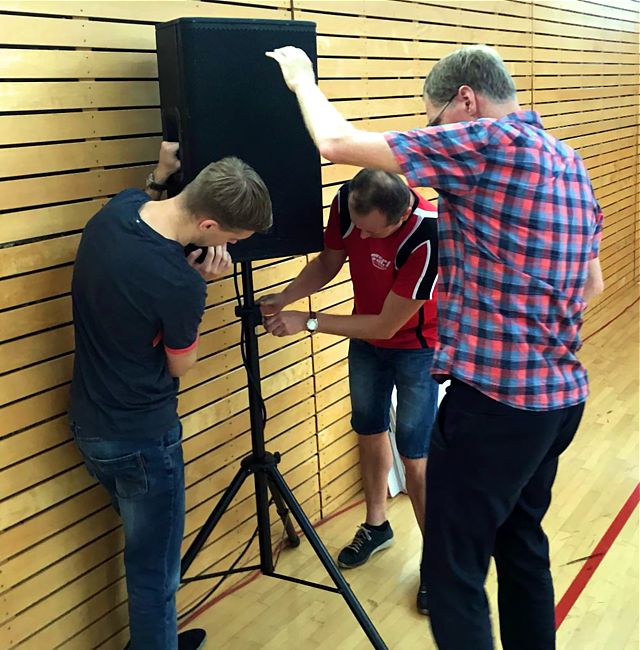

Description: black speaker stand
[180,261,387,649]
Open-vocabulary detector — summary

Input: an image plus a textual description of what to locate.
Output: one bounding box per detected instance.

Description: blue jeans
[348,339,439,459]
[71,421,185,650]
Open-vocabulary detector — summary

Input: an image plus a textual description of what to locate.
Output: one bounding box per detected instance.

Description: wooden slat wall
[0,1,637,648]
[530,0,640,338]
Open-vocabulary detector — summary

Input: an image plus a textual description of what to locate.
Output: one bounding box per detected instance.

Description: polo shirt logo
[370,253,391,270]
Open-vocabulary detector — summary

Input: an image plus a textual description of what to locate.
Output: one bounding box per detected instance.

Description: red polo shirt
[324,183,438,349]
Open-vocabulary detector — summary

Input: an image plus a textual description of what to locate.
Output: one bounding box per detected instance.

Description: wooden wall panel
[0,0,638,647]
[531,0,640,324]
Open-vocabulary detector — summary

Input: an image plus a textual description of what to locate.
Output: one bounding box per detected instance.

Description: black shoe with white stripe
[337,523,394,569]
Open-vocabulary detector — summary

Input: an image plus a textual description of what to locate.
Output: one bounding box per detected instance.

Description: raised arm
[266,47,401,172]
[145,141,181,199]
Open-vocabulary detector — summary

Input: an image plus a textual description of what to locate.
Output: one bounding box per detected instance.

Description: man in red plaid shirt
[268,44,604,649]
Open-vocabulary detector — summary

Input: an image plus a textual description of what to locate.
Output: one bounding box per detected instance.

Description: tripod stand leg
[267,478,300,548]
[181,465,251,577]
[268,467,388,650]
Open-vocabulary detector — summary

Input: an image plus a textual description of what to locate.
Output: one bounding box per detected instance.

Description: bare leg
[402,456,427,535]
[358,432,393,526]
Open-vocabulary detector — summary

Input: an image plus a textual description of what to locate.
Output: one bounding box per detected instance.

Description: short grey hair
[423,45,516,105]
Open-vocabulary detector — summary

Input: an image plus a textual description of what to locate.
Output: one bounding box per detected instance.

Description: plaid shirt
[385,111,603,410]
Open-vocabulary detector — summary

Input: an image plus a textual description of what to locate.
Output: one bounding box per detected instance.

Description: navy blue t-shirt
[70,189,206,439]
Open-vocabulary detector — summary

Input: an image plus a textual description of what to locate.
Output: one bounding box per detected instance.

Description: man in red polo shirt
[260,168,438,613]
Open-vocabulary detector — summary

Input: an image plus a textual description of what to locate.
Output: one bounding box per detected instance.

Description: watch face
[306,318,318,332]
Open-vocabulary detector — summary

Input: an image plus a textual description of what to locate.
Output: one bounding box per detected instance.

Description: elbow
[584,278,605,302]
[318,138,343,163]
[167,356,198,378]
[317,129,359,164]
[375,325,400,340]
[594,277,605,297]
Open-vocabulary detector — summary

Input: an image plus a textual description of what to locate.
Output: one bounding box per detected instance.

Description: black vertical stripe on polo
[395,221,438,302]
[338,182,352,238]
[395,218,437,270]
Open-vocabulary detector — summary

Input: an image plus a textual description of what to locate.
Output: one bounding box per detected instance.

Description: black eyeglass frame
[427,90,459,127]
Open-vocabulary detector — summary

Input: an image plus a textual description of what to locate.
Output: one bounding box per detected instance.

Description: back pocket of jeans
[91,452,148,499]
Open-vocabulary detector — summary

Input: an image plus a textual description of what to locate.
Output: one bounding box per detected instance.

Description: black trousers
[423,379,584,650]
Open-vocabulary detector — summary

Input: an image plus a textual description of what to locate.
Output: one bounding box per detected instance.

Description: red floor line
[182,485,640,633]
[180,292,638,629]
[555,482,640,629]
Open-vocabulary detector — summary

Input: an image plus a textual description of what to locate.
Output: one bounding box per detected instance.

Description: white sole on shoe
[337,537,394,569]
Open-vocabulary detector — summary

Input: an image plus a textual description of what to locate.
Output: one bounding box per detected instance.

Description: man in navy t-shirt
[70,142,272,650]
[260,169,438,614]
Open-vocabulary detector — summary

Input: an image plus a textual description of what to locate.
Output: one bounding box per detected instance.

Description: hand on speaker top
[187,244,231,282]
[155,141,181,184]
[258,293,288,317]
[263,311,307,337]
[266,46,315,93]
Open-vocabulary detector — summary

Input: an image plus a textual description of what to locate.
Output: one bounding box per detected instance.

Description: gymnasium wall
[0,1,637,647]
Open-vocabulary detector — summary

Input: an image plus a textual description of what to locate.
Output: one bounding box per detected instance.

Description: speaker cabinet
[155,18,323,263]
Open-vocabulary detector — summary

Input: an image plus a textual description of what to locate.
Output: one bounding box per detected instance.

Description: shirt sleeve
[384,121,490,194]
[392,238,438,301]
[158,277,206,354]
[323,193,345,250]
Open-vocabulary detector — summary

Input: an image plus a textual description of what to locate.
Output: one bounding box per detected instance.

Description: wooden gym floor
[185,288,639,649]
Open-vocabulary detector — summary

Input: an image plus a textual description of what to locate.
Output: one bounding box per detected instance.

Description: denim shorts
[348,339,439,459]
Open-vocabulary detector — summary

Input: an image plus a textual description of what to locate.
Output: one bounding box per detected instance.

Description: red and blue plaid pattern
[386,111,603,410]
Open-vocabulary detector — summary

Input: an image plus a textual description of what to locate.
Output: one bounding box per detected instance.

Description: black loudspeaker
[155,18,324,263]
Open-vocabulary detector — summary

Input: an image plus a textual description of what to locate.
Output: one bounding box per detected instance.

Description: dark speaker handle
[162,105,180,141]
[161,107,184,191]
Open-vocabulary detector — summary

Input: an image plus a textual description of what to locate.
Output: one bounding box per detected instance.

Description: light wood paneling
[0,0,637,647]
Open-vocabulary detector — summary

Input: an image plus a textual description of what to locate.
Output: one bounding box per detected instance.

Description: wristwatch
[145,171,167,192]
[306,311,319,334]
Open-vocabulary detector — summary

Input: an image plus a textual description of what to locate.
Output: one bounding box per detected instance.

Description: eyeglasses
[428,91,458,127]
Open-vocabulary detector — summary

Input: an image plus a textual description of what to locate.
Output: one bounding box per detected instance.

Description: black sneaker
[179,628,207,650]
[416,584,429,615]
[337,523,394,568]
[124,629,206,650]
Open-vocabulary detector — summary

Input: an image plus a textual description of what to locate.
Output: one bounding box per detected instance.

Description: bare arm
[266,47,401,171]
[145,141,181,199]
[165,246,234,376]
[165,344,199,378]
[283,248,347,303]
[583,257,604,302]
[260,248,347,315]
[316,291,425,339]
[263,291,425,340]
